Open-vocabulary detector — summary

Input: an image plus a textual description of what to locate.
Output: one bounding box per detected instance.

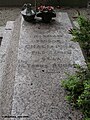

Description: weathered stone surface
[0,26,5,38]
[8,12,85,120]
[0,17,21,120]
[0,21,14,120]
[73,21,79,29]
[0,21,14,84]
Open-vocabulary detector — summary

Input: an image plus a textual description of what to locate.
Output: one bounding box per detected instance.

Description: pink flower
[38,5,54,12]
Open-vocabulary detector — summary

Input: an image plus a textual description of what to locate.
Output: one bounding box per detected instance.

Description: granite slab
[0,21,14,120]
[0,17,21,120]
[10,12,85,120]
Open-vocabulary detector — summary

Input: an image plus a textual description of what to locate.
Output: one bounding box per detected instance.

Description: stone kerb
[0,17,21,120]
[0,21,14,119]
[0,21,14,88]
[10,12,86,120]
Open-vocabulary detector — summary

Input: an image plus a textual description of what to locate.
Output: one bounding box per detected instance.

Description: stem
[35,0,37,12]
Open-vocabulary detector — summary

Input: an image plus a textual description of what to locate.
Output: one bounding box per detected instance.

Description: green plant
[62,74,84,104]
[62,65,90,119]
[85,118,90,120]
[77,80,90,117]
[63,15,90,120]
[69,16,90,57]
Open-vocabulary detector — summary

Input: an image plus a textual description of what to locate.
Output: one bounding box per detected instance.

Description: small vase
[36,10,56,23]
[21,3,35,22]
[42,12,52,23]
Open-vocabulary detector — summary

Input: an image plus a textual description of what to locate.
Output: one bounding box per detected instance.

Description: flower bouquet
[36,5,56,22]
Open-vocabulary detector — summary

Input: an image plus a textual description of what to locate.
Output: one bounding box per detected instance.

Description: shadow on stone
[0,37,3,46]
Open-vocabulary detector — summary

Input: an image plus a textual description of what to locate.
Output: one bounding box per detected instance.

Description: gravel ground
[0,7,21,26]
[59,7,90,21]
[0,7,90,26]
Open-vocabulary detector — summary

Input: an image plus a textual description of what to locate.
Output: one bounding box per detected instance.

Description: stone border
[0,16,21,119]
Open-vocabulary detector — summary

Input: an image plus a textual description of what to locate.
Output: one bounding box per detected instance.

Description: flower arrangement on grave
[21,1,56,23]
[36,5,56,22]
[21,3,35,22]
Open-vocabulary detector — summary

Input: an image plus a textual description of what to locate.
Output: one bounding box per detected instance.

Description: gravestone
[1,12,85,120]
[10,12,85,120]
